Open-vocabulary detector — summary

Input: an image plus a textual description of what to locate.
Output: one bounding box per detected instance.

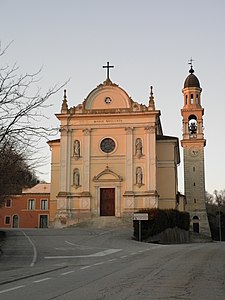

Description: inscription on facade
[93,119,123,124]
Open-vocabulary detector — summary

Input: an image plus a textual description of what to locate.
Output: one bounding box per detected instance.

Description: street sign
[133,213,148,221]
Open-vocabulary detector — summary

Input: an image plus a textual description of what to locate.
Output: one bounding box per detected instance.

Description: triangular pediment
[93,167,123,182]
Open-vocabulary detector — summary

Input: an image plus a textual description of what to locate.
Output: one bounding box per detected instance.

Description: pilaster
[125,127,133,191]
[59,126,71,193]
[145,125,156,192]
[82,128,91,192]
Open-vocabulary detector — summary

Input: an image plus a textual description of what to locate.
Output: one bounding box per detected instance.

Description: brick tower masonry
[181,64,211,237]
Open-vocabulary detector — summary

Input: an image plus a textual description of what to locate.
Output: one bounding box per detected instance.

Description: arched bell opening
[188,115,197,135]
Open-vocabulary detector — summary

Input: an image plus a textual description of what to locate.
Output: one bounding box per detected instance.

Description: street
[0,227,224,299]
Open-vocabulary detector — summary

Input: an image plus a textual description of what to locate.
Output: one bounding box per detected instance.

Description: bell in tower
[181,61,211,238]
[188,116,197,136]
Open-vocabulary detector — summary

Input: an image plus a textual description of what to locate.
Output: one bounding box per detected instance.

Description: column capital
[145,125,155,133]
[125,127,133,134]
[83,128,92,136]
[59,126,72,134]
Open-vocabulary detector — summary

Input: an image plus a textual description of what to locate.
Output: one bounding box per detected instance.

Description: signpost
[133,213,148,242]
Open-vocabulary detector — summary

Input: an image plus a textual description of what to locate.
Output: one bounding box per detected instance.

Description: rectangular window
[28,199,35,210]
[5,199,12,207]
[41,199,48,210]
[5,216,11,225]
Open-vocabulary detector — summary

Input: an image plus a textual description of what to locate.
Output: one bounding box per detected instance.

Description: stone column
[125,127,133,191]
[145,125,156,192]
[60,127,69,192]
[66,129,72,192]
[82,128,91,192]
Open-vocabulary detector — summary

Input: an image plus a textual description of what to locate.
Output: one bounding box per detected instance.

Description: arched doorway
[193,216,199,233]
[12,215,19,228]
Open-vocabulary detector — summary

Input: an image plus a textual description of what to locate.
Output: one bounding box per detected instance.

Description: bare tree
[0,42,67,148]
[0,42,67,205]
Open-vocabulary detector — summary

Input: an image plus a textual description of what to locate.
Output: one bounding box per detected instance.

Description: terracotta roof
[22,183,50,194]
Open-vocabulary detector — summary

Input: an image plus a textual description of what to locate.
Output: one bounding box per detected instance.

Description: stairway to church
[74,216,132,229]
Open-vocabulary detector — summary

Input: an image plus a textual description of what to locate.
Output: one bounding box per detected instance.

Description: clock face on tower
[189,147,199,157]
[100,138,116,153]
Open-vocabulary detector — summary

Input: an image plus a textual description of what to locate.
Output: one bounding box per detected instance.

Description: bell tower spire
[181,62,211,237]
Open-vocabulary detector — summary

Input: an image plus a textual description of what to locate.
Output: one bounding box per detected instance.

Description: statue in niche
[73,140,80,158]
[136,167,143,187]
[135,138,143,158]
[73,168,80,188]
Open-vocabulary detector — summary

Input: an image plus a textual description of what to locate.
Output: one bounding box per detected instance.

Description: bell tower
[181,62,211,236]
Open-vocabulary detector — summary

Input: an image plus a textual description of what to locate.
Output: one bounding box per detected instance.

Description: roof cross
[188,57,195,74]
[102,61,114,80]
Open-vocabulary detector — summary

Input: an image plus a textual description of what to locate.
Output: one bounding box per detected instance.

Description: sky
[1,0,225,194]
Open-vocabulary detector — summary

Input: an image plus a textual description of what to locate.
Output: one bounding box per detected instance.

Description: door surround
[93,167,122,217]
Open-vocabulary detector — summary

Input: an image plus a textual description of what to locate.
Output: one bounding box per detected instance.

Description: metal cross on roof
[102,61,114,80]
[188,57,195,74]
[188,57,194,68]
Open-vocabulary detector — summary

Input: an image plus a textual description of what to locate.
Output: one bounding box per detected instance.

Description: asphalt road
[0,227,224,300]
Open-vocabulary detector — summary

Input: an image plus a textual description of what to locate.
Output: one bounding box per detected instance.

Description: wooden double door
[100,188,115,216]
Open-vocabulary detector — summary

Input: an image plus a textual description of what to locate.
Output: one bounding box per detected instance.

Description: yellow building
[48,63,182,227]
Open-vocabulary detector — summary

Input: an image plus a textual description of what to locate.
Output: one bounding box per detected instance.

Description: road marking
[0,285,25,294]
[98,229,115,235]
[64,241,107,250]
[65,241,76,246]
[130,252,137,255]
[93,262,104,266]
[107,258,117,262]
[61,271,75,276]
[80,265,91,270]
[120,255,128,258]
[33,277,51,283]
[45,248,122,259]
[22,230,37,267]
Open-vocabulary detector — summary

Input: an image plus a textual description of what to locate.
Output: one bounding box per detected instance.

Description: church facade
[48,63,182,227]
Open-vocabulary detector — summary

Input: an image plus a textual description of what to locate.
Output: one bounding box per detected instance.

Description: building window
[28,199,35,210]
[194,198,197,204]
[41,199,48,210]
[193,167,195,172]
[5,216,11,225]
[5,199,12,207]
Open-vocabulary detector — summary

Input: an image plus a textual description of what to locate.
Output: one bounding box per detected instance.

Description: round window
[100,138,116,153]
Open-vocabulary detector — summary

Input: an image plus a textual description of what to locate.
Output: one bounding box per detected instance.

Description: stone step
[74,216,130,228]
